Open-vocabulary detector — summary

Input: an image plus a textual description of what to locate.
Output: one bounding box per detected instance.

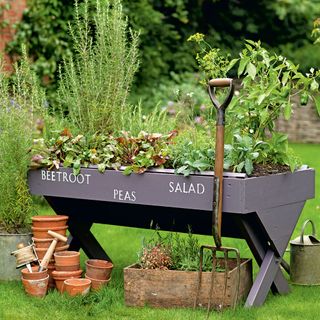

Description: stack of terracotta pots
[21,266,49,298]
[52,251,83,293]
[31,215,69,288]
[85,259,113,291]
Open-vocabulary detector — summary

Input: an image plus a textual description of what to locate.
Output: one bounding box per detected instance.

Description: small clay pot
[85,273,111,291]
[85,259,113,280]
[52,269,83,293]
[46,263,56,289]
[55,263,80,272]
[21,275,49,298]
[35,244,69,260]
[32,215,69,228]
[54,251,80,266]
[33,237,66,249]
[32,226,68,239]
[64,278,91,296]
[21,266,48,280]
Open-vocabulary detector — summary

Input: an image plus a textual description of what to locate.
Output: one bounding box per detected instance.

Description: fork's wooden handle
[208,78,232,87]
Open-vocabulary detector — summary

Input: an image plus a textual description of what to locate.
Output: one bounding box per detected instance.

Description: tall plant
[58,0,139,134]
[0,49,45,233]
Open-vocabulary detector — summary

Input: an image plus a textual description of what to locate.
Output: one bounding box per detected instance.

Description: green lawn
[0,143,319,320]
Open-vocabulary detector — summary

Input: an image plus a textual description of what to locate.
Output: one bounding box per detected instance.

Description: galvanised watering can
[290,219,320,285]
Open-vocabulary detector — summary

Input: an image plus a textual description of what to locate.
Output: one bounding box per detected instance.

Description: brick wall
[0,0,27,71]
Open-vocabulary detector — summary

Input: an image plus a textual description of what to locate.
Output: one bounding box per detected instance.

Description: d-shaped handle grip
[208,78,233,88]
[208,78,234,125]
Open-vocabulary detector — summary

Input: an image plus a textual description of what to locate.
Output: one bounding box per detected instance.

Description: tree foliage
[6,0,320,99]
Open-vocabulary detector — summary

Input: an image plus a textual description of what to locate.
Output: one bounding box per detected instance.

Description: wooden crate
[124,258,252,309]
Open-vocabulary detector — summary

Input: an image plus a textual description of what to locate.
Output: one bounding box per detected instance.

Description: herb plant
[58,0,139,134]
[0,49,45,233]
[138,229,213,272]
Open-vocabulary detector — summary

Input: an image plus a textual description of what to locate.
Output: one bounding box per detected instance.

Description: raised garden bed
[28,165,315,307]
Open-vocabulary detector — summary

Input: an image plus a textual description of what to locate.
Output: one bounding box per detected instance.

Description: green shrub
[0,49,45,232]
[7,0,320,104]
[57,0,139,134]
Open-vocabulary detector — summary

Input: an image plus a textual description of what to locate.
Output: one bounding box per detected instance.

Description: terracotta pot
[85,259,113,280]
[55,263,80,272]
[32,215,68,228]
[21,266,48,280]
[85,273,111,291]
[64,278,91,296]
[32,226,68,239]
[32,237,66,249]
[21,275,49,298]
[54,251,80,266]
[52,269,83,293]
[35,244,69,260]
[46,264,56,289]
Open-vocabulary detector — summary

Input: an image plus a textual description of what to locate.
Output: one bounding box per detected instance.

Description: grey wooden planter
[28,166,315,307]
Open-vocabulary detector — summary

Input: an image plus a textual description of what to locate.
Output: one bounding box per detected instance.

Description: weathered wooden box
[124,258,253,309]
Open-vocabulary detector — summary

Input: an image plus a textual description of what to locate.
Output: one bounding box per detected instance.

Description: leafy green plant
[312,18,320,44]
[170,130,215,176]
[189,36,320,174]
[0,50,45,232]
[138,229,213,272]
[58,0,139,134]
[31,129,178,175]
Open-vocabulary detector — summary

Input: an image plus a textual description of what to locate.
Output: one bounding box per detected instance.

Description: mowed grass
[0,143,319,320]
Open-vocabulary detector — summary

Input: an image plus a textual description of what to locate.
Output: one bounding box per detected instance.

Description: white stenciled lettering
[175,183,182,193]
[69,174,76,183]
[56,171,62,181]
[63,172,68,182]
[77,174,84,184]
[169,181,205,195]
[113,188,136,202]
[197,183,205,194]
[40,170,91,185]
[85,174,90,185]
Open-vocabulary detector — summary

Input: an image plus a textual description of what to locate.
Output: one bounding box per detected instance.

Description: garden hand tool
[38,230,68,272]
[194,78,241,313]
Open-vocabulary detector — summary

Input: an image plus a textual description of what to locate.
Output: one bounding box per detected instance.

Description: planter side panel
[244,169,315,212]
[124,259,252,309]
[28,168,215,211]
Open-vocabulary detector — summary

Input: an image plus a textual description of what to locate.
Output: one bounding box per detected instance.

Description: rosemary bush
[58,0,139,134]
[0,50,45,233]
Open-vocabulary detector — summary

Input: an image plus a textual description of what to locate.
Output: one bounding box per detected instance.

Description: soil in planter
[248,164,290,177]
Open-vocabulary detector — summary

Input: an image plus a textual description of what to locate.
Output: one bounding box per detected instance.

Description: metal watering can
[290,219,320,285]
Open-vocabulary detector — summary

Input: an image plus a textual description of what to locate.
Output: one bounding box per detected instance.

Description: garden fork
[194,78,241,314]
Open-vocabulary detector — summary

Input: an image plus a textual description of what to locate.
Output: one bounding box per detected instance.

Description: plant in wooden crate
[0,48,46,280]
[124,230,252,310]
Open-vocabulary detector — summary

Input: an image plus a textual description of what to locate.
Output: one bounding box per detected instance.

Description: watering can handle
[300,219,316,244]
